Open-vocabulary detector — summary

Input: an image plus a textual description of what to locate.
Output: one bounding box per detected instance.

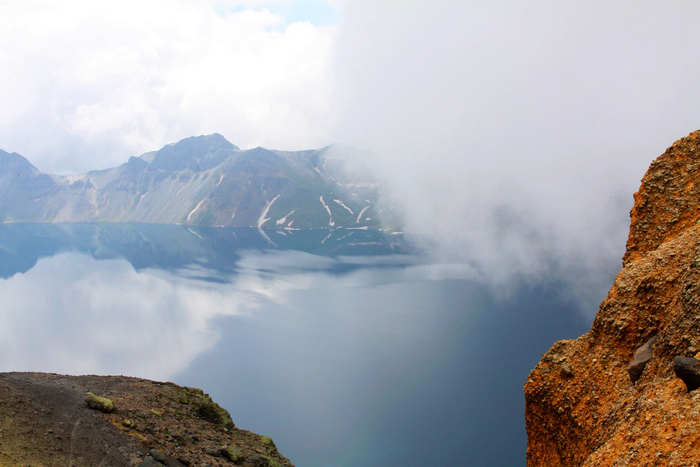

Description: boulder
[222,445,244,463]
[560,362,574,377]
[196,399,234,428]
[85,392,114,413]
[627,335,658,383]
[673,357,700,391]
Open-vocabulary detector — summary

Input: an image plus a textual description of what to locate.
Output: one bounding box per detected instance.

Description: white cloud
[0,0,336,173]
[3,0,700,286]
[328,1,700,283]
[210,0,293,7]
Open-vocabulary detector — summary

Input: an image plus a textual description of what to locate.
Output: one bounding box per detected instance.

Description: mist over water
[3,2,699,287]
[327,1,700,292]
[0,223,612,466]
[1,2,696,463]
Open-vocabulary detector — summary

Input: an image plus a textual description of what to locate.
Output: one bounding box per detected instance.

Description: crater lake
[0,223,611,466]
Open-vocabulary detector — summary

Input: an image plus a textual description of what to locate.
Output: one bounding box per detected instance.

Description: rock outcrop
[627,335,658,383]
[525,130,700,466]
[0,372,293,466]
[673,357,700,392]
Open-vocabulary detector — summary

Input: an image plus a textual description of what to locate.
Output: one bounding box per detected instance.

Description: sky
[3,0,700,289]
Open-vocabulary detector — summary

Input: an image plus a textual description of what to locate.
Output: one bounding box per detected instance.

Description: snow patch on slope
[356,206,370,223]
[186,199,206,222]
[276,210,295,227]
[334,199,353,215]
[320,196,335,227]
[257,194,280,228]
[134,192,149,211]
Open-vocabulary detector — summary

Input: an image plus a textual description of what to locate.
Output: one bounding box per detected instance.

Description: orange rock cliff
[525,130,700,466]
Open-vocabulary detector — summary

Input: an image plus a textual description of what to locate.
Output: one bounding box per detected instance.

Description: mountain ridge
[0,135,399,230]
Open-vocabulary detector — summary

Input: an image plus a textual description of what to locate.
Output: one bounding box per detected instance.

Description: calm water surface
[0,223,605,466]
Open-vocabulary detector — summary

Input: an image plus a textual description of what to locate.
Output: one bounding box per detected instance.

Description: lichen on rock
[85,392,115,413]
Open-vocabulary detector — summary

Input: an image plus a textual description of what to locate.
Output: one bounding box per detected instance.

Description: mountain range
[0,134,400,230]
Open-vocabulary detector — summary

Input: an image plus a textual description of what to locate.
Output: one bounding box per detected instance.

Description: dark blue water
[0,223,608,466]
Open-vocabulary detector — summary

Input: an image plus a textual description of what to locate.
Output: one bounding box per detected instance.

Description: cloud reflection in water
[0,248,436,381]
[0,236,601,466]
[0,252,250,379]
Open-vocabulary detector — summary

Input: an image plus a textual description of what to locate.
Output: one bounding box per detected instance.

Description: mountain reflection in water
[0,223,600,466]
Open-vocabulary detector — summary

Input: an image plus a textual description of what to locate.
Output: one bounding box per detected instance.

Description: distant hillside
[0,134,401,230]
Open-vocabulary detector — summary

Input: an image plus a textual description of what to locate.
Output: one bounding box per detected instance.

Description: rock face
[0,134,400,230]
[525,130,700,466]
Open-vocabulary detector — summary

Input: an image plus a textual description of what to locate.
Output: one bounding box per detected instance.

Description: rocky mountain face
[525,130,700,465]
[0,134,399,230]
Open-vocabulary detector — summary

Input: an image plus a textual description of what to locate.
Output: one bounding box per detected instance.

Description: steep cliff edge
[525,130,700,466]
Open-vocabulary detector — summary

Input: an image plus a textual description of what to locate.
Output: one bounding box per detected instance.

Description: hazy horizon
[3,1,700,303]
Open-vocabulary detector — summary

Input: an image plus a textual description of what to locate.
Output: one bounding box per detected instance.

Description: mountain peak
[0,150,40,176]
[148,134,239,172]
[0,135,397,230]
